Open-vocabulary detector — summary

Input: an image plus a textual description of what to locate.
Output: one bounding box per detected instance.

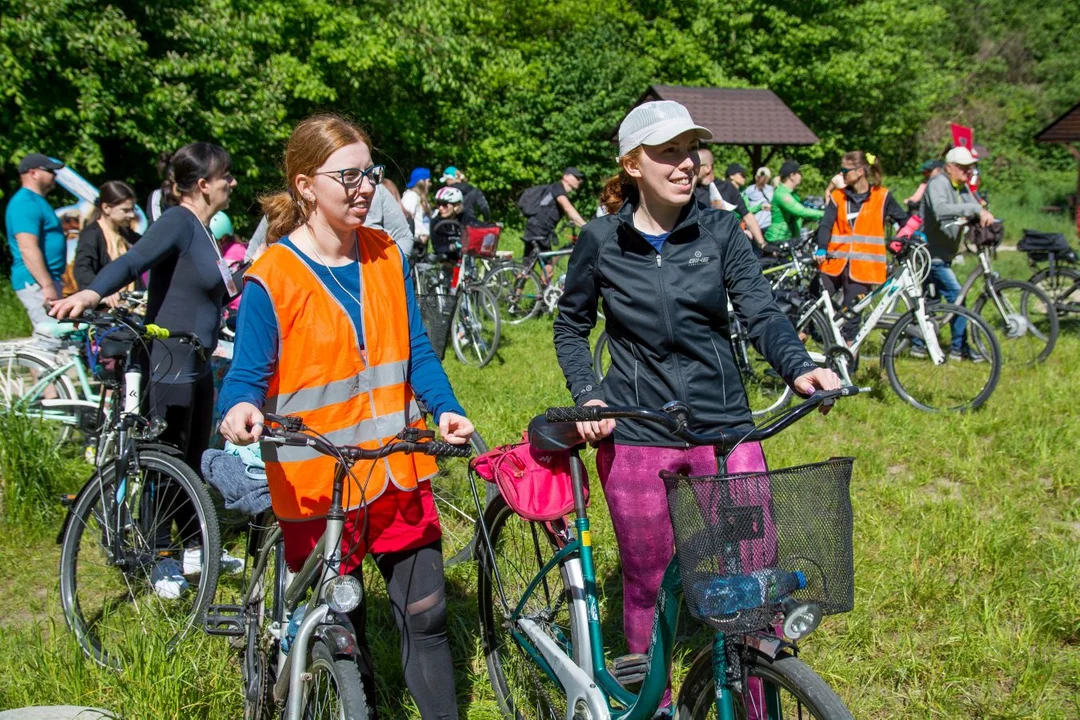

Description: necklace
[301,226,363,312]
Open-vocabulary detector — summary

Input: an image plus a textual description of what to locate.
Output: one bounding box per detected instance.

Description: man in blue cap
[440,165,490,225]
[5,153,67,341]
[401,168,432,246]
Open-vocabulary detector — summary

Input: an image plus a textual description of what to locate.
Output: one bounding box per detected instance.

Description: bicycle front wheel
[881,303,1001,412]
[972,280,1058,365]
[452,285,501,367]
[59,449,221,668]
[478,496,572,720]
[299,637,370,719]
[677,646,853,720]
[484,263,543,325]
[1029,266,1080,316]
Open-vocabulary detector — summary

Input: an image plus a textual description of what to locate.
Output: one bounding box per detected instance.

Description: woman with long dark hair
[73,180,142,304]
[52,142,244,596]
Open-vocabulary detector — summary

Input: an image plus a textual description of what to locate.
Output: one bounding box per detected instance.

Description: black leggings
[347,541,458,719]
[822,270,871,342]
[150,371,215,546]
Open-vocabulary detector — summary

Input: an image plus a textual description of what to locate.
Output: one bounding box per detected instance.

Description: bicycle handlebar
[544,386,866,451]
[261,414,472,461]
[57,309,204,350]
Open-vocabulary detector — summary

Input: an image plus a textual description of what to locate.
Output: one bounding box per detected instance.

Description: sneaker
[909,345,928,359]
[151,558,189,600]
[182,547,245,576]
[949,349,986,363]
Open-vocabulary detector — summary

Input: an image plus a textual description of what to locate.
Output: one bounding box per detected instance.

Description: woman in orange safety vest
[218,114,472,719]
[816,150,909,341]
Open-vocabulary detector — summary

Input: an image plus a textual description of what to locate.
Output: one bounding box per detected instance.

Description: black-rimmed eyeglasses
[315,164,385,189]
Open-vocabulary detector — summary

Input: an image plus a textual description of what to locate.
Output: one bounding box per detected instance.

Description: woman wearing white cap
[554,100,841,714]
[743,166,774,231]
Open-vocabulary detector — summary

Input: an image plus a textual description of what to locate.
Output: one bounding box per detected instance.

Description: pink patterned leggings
[596,440,768,708]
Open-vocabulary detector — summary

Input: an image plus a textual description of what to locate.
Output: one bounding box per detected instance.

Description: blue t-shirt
[639,231,670,253]
[4,187,67,288]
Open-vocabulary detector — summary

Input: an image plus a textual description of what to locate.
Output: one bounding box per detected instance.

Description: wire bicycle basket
[661,457,855,635]
[418,291,457,361]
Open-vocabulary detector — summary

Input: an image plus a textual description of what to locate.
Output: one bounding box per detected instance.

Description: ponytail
[259,190,307,244]
[599,147,642,215]
[842,150,883,188]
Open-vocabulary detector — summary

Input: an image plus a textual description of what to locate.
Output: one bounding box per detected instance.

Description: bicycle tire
[300,637,370,720]
[483,263,544,325]
[881,303,1001,413]
[1029,266,1080,316]
[794,309,833,370]
[477,496,572,719]
[0,349,79,444]
[59,449,222,669]
[677,645,853,719]
[452,285,501,368]
[971,279,1058,365]
[592,331,609,383]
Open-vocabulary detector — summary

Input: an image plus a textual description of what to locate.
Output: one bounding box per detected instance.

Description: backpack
[516,184,555,218]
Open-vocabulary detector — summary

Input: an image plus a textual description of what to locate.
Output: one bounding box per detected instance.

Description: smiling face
[626,130,700,209]
[297,142,376,231]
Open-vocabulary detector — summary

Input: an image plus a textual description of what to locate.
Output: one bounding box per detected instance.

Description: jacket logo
[688,250,710,266]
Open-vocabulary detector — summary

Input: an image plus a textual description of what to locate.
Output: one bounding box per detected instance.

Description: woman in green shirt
[765,160,825,243]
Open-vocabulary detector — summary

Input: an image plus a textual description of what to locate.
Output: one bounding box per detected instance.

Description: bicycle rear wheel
[477,496,572,720]
[0,350,78,444]
[677,646,853,719]
[972,280,1058,365]
[452,285,501,367]
[1029,266,1080,317]
[484,263,543,325]
[881,303,1001,412]
[59,449,221,668]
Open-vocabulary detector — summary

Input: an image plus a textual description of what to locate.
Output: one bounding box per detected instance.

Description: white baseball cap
[618,101,713,158]
[945,146,979,166]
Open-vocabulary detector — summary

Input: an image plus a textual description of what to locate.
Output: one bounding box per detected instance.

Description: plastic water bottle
[694,569,806,616]
[281,602,307,655]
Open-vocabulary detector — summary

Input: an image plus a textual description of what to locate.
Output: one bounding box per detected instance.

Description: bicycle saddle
[527,415,585,452]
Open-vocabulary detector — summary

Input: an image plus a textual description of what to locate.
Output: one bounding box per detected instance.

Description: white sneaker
[151,558,189,600]
[182,547,245,576]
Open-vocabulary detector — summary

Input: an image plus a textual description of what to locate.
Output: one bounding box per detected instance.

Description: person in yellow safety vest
[218,114,473,719]
[815,150,909,342]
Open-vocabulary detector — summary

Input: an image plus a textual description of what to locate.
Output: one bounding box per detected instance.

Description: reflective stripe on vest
[820,186,888,284]
[245,229,438,520]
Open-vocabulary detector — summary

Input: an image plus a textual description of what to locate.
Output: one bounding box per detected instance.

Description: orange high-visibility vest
[245,228,437,521]
[820,186,888,284]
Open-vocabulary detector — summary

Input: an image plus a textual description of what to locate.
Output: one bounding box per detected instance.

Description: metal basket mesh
[661,457,855,635]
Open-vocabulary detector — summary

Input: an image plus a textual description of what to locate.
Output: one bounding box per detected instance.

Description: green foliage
[0,0,1077,222]
[0,410,75,528]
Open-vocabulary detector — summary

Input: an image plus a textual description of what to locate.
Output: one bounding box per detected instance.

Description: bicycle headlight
[781,597,822,641]
[325,575,363,614]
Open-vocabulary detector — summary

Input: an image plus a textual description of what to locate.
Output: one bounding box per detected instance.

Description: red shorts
[278,481,442,573]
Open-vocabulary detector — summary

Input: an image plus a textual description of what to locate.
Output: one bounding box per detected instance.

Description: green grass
[0,202,1078,718]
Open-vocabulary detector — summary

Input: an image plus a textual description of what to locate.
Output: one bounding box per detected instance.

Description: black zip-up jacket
[554,200,817,446]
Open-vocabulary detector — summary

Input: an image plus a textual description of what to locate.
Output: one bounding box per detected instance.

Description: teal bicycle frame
[485,452,750,720]
[3,343,102,426]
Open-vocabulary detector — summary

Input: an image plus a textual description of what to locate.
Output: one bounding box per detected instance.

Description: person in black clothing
[440,166,489,225]
[429,186,465,260]
[52,142,243,594]
[522,167,589,277]
[555,100,840,713]
[73,180,142,302]
[815,150,908,341]
[692,151,767,253]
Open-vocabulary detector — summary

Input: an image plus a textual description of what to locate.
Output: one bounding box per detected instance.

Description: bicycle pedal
[204,604,245,637]
[610,653,649,687]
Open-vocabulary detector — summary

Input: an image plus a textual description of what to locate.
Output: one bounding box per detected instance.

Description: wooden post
[1066,143,1080,218]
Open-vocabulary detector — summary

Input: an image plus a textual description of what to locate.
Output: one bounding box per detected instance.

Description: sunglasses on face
[839,166,859,175]
[315,164,385,189]
[36,167,57,175]
[437,201,462,207]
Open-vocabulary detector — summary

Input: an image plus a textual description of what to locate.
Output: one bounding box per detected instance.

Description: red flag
[950,124,974,151]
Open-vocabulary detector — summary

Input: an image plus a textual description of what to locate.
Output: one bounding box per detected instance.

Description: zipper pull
[656,254,662,268]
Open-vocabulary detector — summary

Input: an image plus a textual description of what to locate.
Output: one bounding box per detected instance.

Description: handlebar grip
[423,442,473,458]
[545,406,602,423]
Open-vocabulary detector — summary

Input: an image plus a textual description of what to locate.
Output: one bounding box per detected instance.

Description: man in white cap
[916,145,996,360]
